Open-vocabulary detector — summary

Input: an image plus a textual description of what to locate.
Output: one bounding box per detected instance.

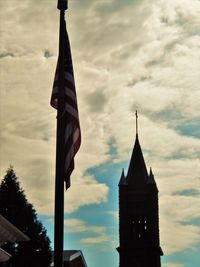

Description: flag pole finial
[135,110,138,135]
[57,0,68,10]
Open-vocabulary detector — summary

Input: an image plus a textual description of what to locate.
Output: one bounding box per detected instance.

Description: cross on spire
[135,110,138,135]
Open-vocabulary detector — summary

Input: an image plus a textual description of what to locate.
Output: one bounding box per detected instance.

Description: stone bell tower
[117,112,163,267]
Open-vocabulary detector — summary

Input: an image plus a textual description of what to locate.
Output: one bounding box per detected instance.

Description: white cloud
[64,174,109,213]
[64,218,106,234]
[80,235,109,244]
[64,218,109,245]
[161,219,200,255]
[160,195,200,254]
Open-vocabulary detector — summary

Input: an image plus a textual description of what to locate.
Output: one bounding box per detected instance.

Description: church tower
[117,113,163,267]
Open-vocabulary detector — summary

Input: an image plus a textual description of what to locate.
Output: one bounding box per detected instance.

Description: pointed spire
[148,167,155,184]
[126,133,148,188]
[147,167,158,192]
[119,168,128,186]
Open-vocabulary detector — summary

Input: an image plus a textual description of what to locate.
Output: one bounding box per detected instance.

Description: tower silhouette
[117,116,163,267]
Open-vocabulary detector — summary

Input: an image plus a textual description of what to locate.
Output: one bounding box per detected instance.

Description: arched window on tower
[132,219,148,240]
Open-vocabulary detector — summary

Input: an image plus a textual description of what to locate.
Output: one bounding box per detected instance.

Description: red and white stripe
[51,21,81,188]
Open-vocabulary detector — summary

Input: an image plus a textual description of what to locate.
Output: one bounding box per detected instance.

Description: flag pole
[54,1,68,267]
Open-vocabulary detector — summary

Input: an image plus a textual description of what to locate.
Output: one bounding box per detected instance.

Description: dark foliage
[0,167,52,267]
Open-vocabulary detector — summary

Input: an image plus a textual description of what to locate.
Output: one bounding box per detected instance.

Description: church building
[117,114,163,267]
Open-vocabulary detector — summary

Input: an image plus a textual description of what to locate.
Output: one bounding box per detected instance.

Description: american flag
[51,19,81,189]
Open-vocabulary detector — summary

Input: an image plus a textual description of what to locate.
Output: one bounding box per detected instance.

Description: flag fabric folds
[51,19,81,189]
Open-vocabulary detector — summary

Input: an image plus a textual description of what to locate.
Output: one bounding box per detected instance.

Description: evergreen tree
[0,167,52,267]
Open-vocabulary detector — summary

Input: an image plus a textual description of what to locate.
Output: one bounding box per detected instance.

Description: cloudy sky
[0,0,200,266]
